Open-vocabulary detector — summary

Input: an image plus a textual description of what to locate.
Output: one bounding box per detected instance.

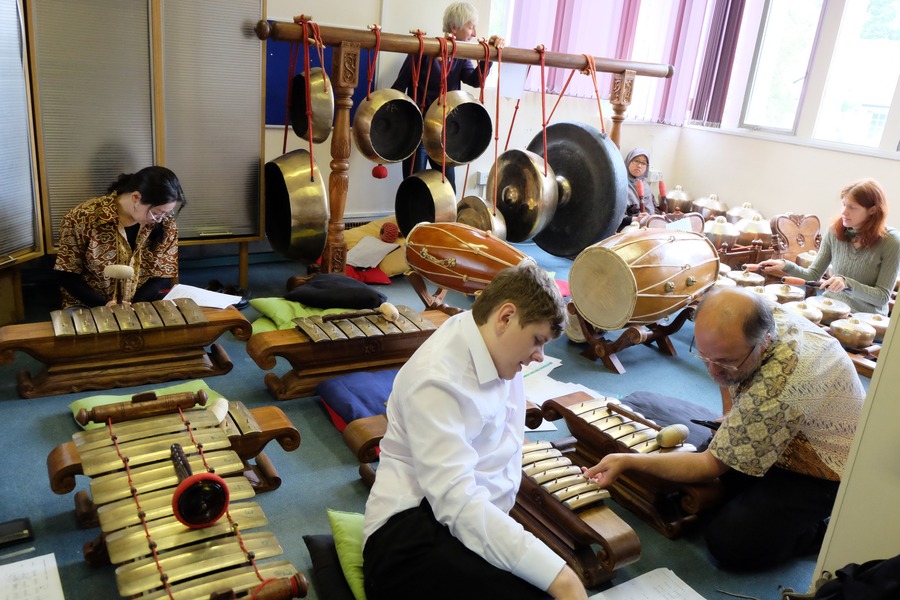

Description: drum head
[527,122,627,257]
[569,245,637,330]
[570,229,719,330]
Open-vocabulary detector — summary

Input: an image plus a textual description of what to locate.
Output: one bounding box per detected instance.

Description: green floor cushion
[249,297,356,331]
[327,509,367,600]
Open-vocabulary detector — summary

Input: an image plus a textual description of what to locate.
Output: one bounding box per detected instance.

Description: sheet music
[499,62,528,99]
[589,568,706,600]
[0,553,65,600]
[346,235,400,269]
[163,283,243,309]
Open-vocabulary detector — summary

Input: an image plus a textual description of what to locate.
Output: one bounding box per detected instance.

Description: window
[504,0,900,155]
[812,0,900,147]
[741,0,824,133]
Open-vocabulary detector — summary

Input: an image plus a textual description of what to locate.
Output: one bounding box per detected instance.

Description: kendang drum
[569,229,719,330]
[405,222,527,295]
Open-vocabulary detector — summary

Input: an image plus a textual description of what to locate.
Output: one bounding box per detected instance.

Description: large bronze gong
[487,122,627,258]
[264,149,328,261]
[530,123,627,257]
[485,148,560,243]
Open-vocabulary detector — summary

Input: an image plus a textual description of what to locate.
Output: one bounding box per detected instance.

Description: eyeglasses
[689,336,758,372]
[631,159,649,167]
[147,207,174,223]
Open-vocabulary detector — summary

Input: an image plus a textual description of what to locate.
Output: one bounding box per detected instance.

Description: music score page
[589,567,706,599]
[0,553,65,600]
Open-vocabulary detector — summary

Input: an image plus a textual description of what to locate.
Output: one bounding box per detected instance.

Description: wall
[813,313,900,583]
[265,0,900,230]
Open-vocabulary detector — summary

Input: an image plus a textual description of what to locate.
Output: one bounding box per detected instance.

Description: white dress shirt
[363,311,565,591]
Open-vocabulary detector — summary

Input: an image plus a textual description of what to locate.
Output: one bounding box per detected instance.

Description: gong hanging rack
[254,16,674,272]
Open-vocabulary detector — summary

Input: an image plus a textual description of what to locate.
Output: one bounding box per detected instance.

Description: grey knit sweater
[782,227,900,315]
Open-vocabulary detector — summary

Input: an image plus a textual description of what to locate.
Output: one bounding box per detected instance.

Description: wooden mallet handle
[75,390,208,426]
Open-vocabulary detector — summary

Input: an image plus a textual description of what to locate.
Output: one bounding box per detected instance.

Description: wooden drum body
[405,222,527,295]
[570,229,719,330]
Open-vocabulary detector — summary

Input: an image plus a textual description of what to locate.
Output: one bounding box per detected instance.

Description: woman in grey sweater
[760,179,900,315]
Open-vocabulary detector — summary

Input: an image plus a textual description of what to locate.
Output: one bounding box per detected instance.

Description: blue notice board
[265,39,372,126]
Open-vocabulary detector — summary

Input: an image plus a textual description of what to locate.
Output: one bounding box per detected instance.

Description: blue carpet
[0,241,850,599]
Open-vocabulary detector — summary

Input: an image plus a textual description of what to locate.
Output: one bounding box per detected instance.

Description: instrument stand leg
[404,272,464,316]
[74,490,99,529]
[83,532,110,567]
[569,304,695,375]
[846,344,879,378]
[241,452,283,493]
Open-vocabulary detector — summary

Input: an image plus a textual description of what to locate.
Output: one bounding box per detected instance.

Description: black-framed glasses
[689,336,758,372]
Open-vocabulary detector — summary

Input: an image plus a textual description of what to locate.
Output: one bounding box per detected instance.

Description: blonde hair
[471,261,567,337]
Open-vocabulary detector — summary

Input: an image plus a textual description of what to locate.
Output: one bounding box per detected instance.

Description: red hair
[832,179,888,249]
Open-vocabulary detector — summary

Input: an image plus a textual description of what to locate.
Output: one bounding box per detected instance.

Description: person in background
[363,261,587,599]
[617,148,657,231]
[54,165,185,308]
[391,1,505,192]
[759,178,900,315]
[583,287,865,570]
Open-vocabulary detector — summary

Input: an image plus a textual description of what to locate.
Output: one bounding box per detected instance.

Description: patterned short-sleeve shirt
[708,306,865,480]
[54,194,179,307]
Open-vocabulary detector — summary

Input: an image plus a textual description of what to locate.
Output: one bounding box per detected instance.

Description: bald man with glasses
[584,287,865,570]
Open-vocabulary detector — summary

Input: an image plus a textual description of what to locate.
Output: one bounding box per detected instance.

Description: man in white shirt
[362,261,587,599]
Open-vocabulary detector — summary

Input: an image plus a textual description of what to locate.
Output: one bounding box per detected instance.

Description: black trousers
[402,144,456,192]
[705,466,839,570]
[363,500,552,600]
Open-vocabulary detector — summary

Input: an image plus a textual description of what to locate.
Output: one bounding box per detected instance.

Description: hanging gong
[264,149,328,261]
[456,195,508,240]
[485,148,559,244]
[395,170,457,237]
[527,122,628,257]
[353,89,423,164]
[423,90,492,167]
[289,68,335,143]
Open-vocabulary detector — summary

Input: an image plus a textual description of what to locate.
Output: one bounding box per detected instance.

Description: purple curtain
[508,0,742,126]
[655,0,710,125]
[510,0,641,99]
[689,0,746,126]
